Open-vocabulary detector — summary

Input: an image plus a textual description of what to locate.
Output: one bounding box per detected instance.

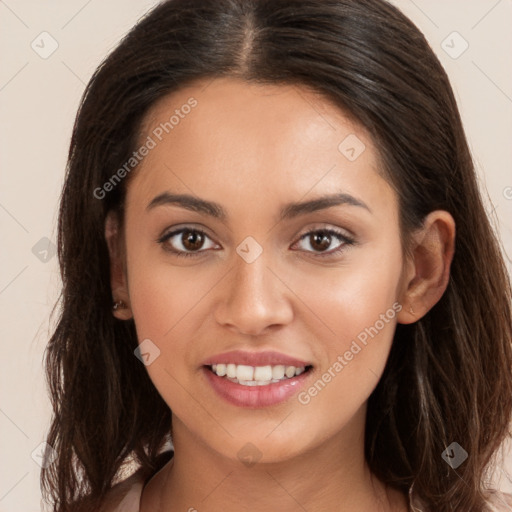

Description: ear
[397,210,456,324]
[105,210,133,320]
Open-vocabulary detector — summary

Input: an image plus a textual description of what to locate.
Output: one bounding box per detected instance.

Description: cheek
[128,266,210,340]
[125,223,218,340]
[125,238,225,400]
[125,251,213,412]
[285,236,403,341]
[284,239,403,400]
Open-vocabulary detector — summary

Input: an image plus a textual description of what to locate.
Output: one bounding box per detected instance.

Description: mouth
[200,350,315,407]
[204,363,314,387]
[202,362,314,408]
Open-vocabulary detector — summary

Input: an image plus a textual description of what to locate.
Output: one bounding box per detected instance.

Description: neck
[142,407,407,512]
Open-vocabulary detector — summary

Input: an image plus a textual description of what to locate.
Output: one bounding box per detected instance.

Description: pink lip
[201,350,312,368]
[202,366,313,408]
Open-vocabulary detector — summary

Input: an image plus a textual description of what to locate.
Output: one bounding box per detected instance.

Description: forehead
[140,76,369,161]
[127,77,395,218]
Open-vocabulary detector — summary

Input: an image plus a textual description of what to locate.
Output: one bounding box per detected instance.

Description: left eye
[293,229,355,257]
[157,227,355,258]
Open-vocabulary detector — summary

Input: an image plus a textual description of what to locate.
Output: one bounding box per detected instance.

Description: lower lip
[202,366,313,408]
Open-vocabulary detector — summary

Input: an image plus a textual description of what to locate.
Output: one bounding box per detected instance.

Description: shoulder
[484,489,512,511]
[99,451,173,511]
[97,468,146,512]
[410,486,512,511]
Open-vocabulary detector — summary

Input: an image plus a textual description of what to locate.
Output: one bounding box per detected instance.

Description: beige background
[1,1,511,510]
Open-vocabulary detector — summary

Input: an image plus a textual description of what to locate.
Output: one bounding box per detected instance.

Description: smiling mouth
[205,363,314,386]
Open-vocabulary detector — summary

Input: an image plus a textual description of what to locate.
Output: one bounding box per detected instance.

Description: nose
[214,247,294,336]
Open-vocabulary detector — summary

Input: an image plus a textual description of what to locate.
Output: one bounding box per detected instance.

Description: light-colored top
[109,471,512,511]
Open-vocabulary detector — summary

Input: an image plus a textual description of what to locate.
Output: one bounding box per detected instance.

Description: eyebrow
[146,191,371,220]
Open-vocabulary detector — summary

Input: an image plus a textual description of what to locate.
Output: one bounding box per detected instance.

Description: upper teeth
[211,363,306,384]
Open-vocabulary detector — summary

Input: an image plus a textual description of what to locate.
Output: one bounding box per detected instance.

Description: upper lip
[202,350,312,368]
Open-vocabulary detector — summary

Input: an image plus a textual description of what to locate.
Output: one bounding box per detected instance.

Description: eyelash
[157,226,356,259]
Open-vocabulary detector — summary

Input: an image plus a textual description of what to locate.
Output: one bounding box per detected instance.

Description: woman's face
[120,77,411,464]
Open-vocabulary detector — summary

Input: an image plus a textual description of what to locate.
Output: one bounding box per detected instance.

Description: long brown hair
[41,0,512,510]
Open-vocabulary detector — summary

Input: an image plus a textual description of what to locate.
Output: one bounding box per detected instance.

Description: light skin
[106,77,455,511]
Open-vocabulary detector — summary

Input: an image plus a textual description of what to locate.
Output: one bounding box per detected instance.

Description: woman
[41,0,512,510]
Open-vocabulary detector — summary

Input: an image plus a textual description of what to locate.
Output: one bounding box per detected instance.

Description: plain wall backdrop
[1,1,511,510]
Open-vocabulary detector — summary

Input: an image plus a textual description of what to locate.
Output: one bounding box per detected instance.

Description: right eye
[157,227,219,258]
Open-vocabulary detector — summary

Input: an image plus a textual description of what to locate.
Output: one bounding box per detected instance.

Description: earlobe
[397,210,456,325]
[105,210,133,320]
